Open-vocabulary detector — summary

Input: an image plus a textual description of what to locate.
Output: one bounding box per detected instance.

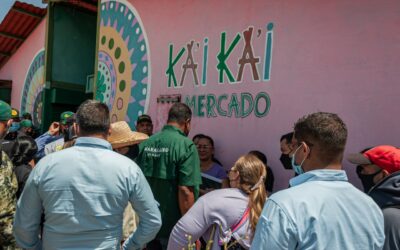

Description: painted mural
[167,23,274,118]
[96,0,150,128]
[20,49,45,127]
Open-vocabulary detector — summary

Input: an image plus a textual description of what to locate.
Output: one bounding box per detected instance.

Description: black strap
[386,204,400,209]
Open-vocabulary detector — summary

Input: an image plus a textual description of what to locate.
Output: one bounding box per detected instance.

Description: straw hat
[108,121,149,149]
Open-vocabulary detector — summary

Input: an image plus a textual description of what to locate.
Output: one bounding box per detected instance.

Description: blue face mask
[8,122,20,133]
[291,144,306,175]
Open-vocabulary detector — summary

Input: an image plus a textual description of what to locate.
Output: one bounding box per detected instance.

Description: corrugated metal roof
[0,1,46,69]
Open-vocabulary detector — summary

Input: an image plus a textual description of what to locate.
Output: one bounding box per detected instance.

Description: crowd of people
[0,99,399,250]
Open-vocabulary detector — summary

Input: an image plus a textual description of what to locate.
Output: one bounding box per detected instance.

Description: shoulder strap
[230,207,250,233]
[386,204,400,209]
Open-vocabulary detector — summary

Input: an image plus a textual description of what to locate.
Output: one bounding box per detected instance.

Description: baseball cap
[0,101,11,121]
[137,114,152,124]
[11,108,19,119]
[60,111,74,125]
[20,119,33,128]
[347,145,400,174]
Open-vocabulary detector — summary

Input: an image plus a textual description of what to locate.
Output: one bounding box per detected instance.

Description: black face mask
[280,154,292,170]
[356,166,382,193]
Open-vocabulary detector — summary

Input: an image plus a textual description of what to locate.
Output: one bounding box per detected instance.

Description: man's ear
[76,125,81,136]
[107,127,112,138]
[382,169,390,178]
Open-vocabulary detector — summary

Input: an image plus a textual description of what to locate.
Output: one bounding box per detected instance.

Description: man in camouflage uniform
[0,100,18,249]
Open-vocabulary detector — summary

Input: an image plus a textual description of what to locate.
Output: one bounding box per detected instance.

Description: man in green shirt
[136,103,201,249]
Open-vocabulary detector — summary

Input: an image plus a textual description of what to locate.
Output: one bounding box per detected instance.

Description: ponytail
[233,154,268,237]
[247,180,267,235]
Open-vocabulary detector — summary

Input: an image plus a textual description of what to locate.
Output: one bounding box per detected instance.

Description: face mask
[8,122,20,133]
[291,144,306,175]
[356,166,382,193]
[280,154,292,170]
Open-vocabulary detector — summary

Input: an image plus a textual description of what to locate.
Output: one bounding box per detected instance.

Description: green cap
[20,119,33,128]
[60,111,74,125]
[0,100,12,121]
[11,108,19,119]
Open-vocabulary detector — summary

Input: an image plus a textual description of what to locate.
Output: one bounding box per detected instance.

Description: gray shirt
[168,188,251,250]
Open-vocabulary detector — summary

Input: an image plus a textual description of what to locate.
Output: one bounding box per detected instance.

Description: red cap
[347,145,400,174]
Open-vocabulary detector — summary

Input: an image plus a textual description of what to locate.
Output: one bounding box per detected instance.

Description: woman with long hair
[10,135,38,199]
[167,154,267,250]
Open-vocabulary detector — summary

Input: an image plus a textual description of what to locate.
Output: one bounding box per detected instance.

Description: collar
[162,124,185,136]
[289,169,348,187]
[75,137,112,150]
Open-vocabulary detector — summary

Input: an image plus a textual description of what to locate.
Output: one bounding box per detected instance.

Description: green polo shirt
[136,125,201,238]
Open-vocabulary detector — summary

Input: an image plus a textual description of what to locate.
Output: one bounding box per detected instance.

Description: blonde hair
[232,154,267,236]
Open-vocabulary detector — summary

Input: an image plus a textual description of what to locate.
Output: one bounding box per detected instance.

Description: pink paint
[138,34,144,42]
[129,48,134,58]
[128,0,400,191]
[0,19,46,110]
[124,35,130,45]
[131,18,137,27]
[119,26,124,36]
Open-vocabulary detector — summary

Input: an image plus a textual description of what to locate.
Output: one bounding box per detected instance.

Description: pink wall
[127,0,400,191]
[0,18,46,108]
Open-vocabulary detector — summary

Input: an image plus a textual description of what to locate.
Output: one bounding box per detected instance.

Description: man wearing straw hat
[136,103,202,249]
[108,120,149,242]
[14,100,161,250]
[109,121,148,158]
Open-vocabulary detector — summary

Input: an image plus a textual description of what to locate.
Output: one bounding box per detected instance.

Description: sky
[0,0,47,23]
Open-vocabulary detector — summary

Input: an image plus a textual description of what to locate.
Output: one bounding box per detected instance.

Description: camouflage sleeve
[0,151,18,247]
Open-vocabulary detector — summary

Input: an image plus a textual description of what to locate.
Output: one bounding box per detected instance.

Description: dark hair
[294,112,347,164]
[11,136,38,166]
[194,134,214,147]
[76,100,110,136]
[167,103,192,124]
[192,133,205,142]
[22,113,32,121]
[248,150,268,165]
[193,133,223,166]
[280,132,294,143]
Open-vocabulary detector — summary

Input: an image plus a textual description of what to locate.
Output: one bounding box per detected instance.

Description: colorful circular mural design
[20,49,45,128]
[97,0,151,127]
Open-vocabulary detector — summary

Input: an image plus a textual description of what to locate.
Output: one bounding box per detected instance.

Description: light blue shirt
[14,137,161,250]
[251,169,385,250]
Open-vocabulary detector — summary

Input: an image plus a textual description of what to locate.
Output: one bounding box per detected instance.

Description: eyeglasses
[196,145,211,150]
